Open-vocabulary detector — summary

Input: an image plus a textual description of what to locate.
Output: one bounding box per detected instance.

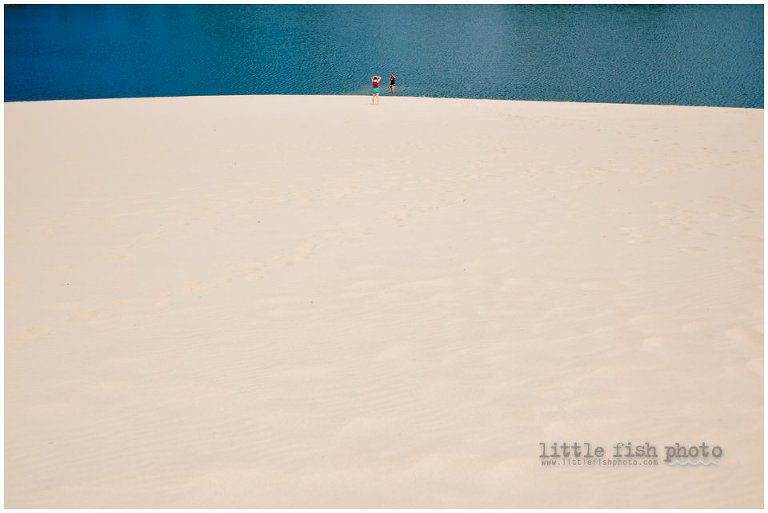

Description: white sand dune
[5,95,763,507]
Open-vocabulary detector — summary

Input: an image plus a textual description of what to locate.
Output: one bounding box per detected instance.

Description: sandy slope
[5,95,763,507]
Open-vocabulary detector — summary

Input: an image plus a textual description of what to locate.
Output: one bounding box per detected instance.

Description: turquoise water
[5,4,764,107]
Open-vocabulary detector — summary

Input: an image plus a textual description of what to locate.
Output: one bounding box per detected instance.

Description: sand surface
[5,95,763,507]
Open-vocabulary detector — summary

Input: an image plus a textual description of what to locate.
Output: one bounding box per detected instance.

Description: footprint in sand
[234,262,264,281]
[732,256,762,274]
[7,325,53,348]
[725,326,763,344]
[642,336,664,350]
[626,314,656,327]
[680,321,705,333]
[71,300,127,322]
[618,226,655,245]
[347,278,388,290]
[745,358,763,375]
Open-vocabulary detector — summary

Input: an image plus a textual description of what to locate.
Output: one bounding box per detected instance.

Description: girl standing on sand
[389,73,396,96]
[371,75,381,105]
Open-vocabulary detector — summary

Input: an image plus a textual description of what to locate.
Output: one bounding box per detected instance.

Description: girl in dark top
[389,73,396,96]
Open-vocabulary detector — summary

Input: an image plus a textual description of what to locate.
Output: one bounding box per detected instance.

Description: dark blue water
[5,4,764,107]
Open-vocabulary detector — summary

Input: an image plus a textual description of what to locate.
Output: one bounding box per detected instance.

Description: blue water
[5,4,764,107]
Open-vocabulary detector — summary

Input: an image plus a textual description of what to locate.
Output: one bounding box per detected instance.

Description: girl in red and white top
[371,75,381,105]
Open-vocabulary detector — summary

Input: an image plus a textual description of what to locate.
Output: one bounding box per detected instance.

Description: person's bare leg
[391,86,395,96]
[371,93,375,105]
